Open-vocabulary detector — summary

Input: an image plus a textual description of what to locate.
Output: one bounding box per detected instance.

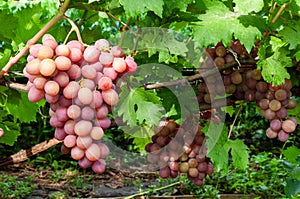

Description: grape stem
[0,0,71,78]
[144,59,257,90]
[271,2,290,23]
[123,181,181,199]
[5,82,28,92]
[228,104,243,139]
[63,16,83,44]
[0,138,62,166]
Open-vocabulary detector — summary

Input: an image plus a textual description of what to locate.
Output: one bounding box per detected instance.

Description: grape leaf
[192,1,261,52]
[203,123,229,171]
[282,146,300,164]
[116,85,164,127]
[164,0,194,12]
[5,91,43,123]
[285,178,300,197]
[0,121,20,146]
[279,23,300,50]
[0,11,17,42]
[119,0,164,17]
[233,0,264,15]
[257,50,293,85]
[227,139,249,170]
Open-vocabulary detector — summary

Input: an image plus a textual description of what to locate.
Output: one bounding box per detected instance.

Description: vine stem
[63,16,83,44]
[123,181,181,199]
[0,0,71,78]
[5,82,28,92]
[144,60,256,90]
[271,2,290,23]
[228,104,243,139]
[0,138,62,166]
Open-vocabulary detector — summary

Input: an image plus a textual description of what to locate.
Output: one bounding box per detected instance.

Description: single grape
[54,128,67,140]
[92,159,106,174]
[37,45,54,59]
[265,109,276,120]
[215,46,227,57]
[33,76,47,90]
[53,71,69,88]
[125,56,138,72]
[28,86,45,102]
[269,99,281,112]
[98,143,110,158]
[63,134,77,148]
[76,136,93,149]
[0,128,4,138]
[103,67,118,80]
[67,64,81,80]
[78,157,93,169]
[74,120,93,136]
[81,65,97,80]
[26,58,41,75]
[86,143,101,162]
[102,89,119,106]
[83,46,101,63]
[282,119,297,133]
[44,80,60,96]
[99,52,114,66]
[189,168,199,178]
[276,107,287,118]
[230,72,243,85]
[39,58,56,76]
[71,146,85,160]
[197,162,208,172]
[67,40,85,52]
[63,81,80,99]
[81,106,95,120]
[274,89,287,101]
[95,39,110,51]
[256,81,268,93]
[287,99,297,109]
[112,57,127,73]
[90,126,104,140]
[55,106,69,122]
[64,120,75,135]
[214,57,225,67]
[29,44,42,57]
[78,87,94,105]
[55,56,72,71]
[111,46,125,57]
[179,162,189,173]
[278,130,289,142]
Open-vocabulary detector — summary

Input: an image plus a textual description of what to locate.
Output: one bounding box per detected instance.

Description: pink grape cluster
[24,34,137,173]
[145,120,214,186]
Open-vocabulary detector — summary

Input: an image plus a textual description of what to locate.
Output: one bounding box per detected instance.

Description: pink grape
[76,136,93,149]
[74,120,93,136]
[98,76,113,91]
[102,89,119,106]
[92,159,106,174]
[90,90,103,109]
[67,64,81,80]
[67,105,82,119]
[63,134,77,148]
[110,46,124,57]
[71,146,85,160]
[69,47,83,62]
[54,128,67,140]
[67,40,84,52]
[278,130,289,142]
[78,87,93,105]
[63,81,80,99]
[37,45,54,59]
[103,67,118,80]
[95,104,109,119]
[83,46,100,63]
[28,86,45,102]
[99,52,114,66]
[95,117,111,129]
[125,56,138,72]
[95,39,110,51]
[98,143,110,158]
[81,106,95,120]
[55,44,70,56]
[86,143,101,161]
[90,126,104,140]
[53,71,69,88]
[79,157,93,168]
[29,44,42,57]
[64,120,75,135]
[55,56,72,71]
[112,58,127,73]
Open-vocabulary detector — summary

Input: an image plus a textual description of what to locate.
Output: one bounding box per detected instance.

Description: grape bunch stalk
[145,120,214,186]
[24,34,137,174]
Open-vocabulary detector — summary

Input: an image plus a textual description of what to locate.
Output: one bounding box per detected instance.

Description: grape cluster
[257,80,298,141]
[24,34,137,173]
[145,120,214,186]
[197,40,298,142]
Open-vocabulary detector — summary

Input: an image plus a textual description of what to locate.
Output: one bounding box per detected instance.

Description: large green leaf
[192,1,261,52]
[0,121,20,146]
[282,146,300,164]
[233,0,264,15]
[227,139,249,170]
[279,22,300,50]
[119,0,164,17]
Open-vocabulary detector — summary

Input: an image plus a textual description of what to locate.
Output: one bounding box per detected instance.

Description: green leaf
[233,0,264,14]
[279,23,300,50]
[192,1,261,52]
[0,11,17,42]
[204,123,229,171]
[119,0,164,17]
[5,91,42,123]
[257,50,292,85]
[227,139,249,170]
[0,49,11,67]
[0,121,20,146]
[164,0,194,12]
[282,146,300,164]
[285,178,300,197]
[222,106,235,117]
[116,86,164,127]
[291,166,300,181]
